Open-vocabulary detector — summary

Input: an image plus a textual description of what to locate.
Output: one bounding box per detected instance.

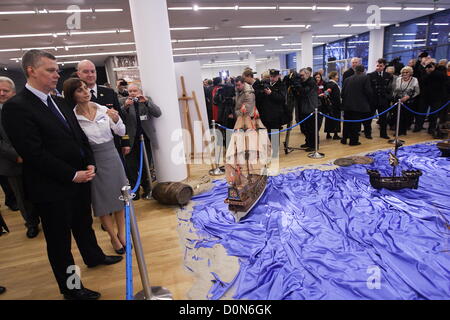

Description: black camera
[132,97,139,103]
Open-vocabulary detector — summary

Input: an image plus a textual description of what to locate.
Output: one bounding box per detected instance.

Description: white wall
[200,56,282,80]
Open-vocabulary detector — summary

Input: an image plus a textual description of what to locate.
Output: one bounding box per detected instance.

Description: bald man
[342,57,361,82]
[76,60,131,158]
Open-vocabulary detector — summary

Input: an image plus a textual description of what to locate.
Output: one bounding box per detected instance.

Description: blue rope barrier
[124,140,144,300]
[125,203,133,300]
[215,112,314,135]
[132,140,144,194]
[320,102,398,123]
[401,100,450,116]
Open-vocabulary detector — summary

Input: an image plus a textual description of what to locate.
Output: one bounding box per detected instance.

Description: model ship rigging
[367,140,422,190]
[224,107,271,221]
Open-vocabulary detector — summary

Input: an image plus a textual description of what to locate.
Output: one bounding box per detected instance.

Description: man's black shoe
[412,127,423,132]
[87,255,123,268]
[0,286,6,294]
[380,135,390,139]
[304,147,315,152]
[300,143,308,149]
[365,135,373,139]
[6,203,19,212]
[63,288,101,300]
[340,139,347,145]
[349,142,362,146]
[333,135,342,140]
[26,226,39,239]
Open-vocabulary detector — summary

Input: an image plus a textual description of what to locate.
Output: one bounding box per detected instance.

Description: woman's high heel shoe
[118,234,132,251]
[111,239,125,255]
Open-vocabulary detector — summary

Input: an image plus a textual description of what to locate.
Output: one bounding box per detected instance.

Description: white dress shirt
[75,103,126,145]
[25,83,67,121]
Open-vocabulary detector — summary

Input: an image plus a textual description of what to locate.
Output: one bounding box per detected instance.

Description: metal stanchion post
[308,108,325,159]
[120,186,173,300]
[139,135,153,199]
[389,100,405,146]
[209,120,225,176]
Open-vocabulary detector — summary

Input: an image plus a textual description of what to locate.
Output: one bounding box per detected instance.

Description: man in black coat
[76,60,131,159]
[341,65,373,146]
[367,58,393,139]
[2,50,122,300]
[260,69,287,132]
[293,68,319,152]
[422,62,449,137]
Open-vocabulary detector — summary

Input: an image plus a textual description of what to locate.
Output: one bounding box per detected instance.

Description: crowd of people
[0,49,162,299]
[203,52,449,149]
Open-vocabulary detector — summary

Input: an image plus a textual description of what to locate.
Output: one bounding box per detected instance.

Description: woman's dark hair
[63,77,88,108]
[313,72,323,82]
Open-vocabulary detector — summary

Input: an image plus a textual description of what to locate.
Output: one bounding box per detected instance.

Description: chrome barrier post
[120,186,173,300]
[308,108,325,159]
[209,120,225,176]
[389,100,405,146]
[140,135,153,199]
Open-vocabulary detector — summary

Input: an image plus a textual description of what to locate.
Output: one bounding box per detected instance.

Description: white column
[368,28,385,73]
[296,51,302,71]
[300,31,313,69]
[129,0,187,182]
[248,54,257,73]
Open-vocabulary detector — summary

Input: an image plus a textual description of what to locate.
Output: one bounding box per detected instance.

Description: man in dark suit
[76,60,131,158]
[0,77,40,238]
[2,50,122,300]
[341,64,373,146]
[367,58,393,139]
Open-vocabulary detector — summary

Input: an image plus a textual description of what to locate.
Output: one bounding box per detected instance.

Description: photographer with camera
[122,84,162,200]
[258,70,286,141]
[293,68,319,152]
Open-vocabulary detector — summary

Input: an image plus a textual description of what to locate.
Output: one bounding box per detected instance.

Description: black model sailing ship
[367,141,422,190]
[224,110,271,221]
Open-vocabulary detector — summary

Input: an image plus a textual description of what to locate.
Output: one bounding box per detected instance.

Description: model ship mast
[224,107,271,221]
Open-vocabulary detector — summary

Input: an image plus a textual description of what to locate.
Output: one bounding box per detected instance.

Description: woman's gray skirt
[90,139,128,217]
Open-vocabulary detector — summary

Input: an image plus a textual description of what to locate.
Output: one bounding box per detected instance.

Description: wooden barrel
[152,182,193,206]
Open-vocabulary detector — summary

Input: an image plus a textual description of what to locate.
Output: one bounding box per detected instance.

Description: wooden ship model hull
[367,169,422,190]
[224,114,271,222]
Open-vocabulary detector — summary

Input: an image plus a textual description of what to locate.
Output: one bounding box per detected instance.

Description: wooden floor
[0,124,441,300]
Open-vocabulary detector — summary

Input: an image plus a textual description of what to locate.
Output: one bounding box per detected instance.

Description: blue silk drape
[187,143,450,300]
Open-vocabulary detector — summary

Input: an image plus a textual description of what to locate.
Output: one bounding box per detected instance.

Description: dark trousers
[35,184,105,293]
[0,175,17,207]
[343,111,362,144]
[8,176,39,228]
[391,101,415,135]
[362,104,388,137]
[300,113,322,148]
[125,136,152,193]
[324,108,341,133]
[426,99,446,133]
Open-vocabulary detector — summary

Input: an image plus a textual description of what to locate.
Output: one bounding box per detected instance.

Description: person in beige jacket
[235,76,256,117]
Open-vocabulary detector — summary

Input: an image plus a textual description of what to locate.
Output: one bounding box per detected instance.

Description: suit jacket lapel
[23,88,73,134]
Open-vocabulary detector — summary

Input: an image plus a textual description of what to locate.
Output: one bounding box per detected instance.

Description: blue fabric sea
[186,143,450,300]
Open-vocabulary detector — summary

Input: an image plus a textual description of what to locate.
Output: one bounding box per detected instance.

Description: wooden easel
[178,76,214,178]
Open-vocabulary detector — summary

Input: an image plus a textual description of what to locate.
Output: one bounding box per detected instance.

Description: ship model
[224,108,272,221]
[367,141,422,190]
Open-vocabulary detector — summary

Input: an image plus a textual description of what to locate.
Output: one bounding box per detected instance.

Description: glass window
[346,32,369,67]
[313,45,325,72]
[325,39,346,62]
[384,16,429,56]
[383,9,449,66]
[428,9,450,61]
